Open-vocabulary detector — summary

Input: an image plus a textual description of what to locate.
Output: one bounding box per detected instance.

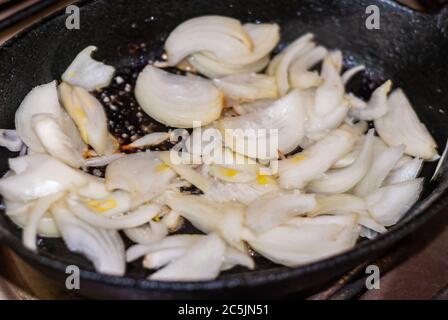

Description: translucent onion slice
[67,195,161,230]
[366,178,424,226]
[8,210,60,238]
[213,73,278,102]
[161,210,184,232]
[384,156,423,185]
[287,45,328,77]
[232,99,274,115]
[246,191,316,233]
[32,114,85,168]
[62,46,115,91]
[123,132,171,150]
[308,129,375,194]
[0,129,23,152]
[79,190,132,218]
[166,193,245,249]
[165,16,253,66]
[105,151,176,205]
[278,127,356,189]
[375,89,439,160]
[290,71,322,89]
[342,65,365,85]
[149,233,226,281]
[135,65,223,128]
[350,80,392,121]
[52,202,125,276]
[243,215,360,267]
[15,81,64,153]
[123,221,168,245]
[353,145,405,197]
[0,154,87,202]
[59,83,118,155]
[84,153,126,167]
[219,90,306,158]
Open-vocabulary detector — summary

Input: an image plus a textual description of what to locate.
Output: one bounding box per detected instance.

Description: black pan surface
[0,0,448,299]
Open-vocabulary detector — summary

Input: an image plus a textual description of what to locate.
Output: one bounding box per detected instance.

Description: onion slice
[0,129,23,152]
[124,221,168,245]
[350,80,392,121]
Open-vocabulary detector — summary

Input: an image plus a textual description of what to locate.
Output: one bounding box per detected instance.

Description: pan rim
[0,0,447,293]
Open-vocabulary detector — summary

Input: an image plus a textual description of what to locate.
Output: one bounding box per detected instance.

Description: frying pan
[0,0,448,299]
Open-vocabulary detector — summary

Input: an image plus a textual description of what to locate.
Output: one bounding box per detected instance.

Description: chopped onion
[244,215,360,267]
[353,145,405,197]
[247,191,316,233]
[62,46,115,91]
[287,45,328,78]
[135,65,223,128]
[0,129,23,152]
[278,127,356,189]
[350,80,392,121]
[375,89,439,160]
[161,209,184,232]
[124,221,168,245]
[232,99,274,115]
[124,132,171,149]
[84,153,126,167]
[308,129,375,194]
[52,202,125,275]
[366,178,424,226]
[384,156,423,185]
[0,154,87,202]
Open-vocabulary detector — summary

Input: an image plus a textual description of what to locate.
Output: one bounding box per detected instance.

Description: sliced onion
[79,190,132,217]
[366,178,424,226]
[314,56,344,116]
[278,127,356,189]
[161,209,184,232]
[288,45,328,77]
[106,151,176,205]
[353,145,405,197]
[166,193,245,249]
[308,129,375,194]
[219,90,306,158]
[247,191,316,233]
[149,233,226,281]
[135,65,223,128]
[0,154,87,202]
[375,89,439,160]
[165,16,252,66]
[52,202,125,276]
[0,129,23,152]
[222,246,255,271]
[8,209,60,238]
[290,71,322,89]
[342,65,365,85]
[243,215,360,267]
[59,83,118,155]
[84,153,126,167]
[232,99,274,115]
[350,80,392,121]
[124,221,168,245]
[62,46,115,91]
[213,73,278,102]
[123,132,171,150]
[15,81,64,153]
[143,248,187,270]
[384,156,423,185]
[328,50,343,73]
[32,114,85,168]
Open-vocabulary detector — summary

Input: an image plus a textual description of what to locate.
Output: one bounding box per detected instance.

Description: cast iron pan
[0,0,448,299]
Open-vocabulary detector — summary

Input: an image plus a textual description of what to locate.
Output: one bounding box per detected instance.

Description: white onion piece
[15,81,63,153]
[244,215,359,267]
[247,191,316,233]
[32,114,84,168]
[59,83,117,156]
[62,46,115,91]
[124,221,168,245]
[8,210,60,238]
[353,145,405,197]
[222,246,255,271]
[76,175,110,199]
[328,50,343,73]
[213,73,278,102]
[432,139,448,181]
[157,151,212,193]
[205,175,279,205]
[79,190,131,217]
[288,45,328,77]
[375,89,438,160]
[350,80,392,121]
[275,33,314,95]
[161,210,184,232]
[342,65,365,85]
[384,156,423,185]
[366,178,424,226]
[84,153,126,167]
[232,99,274,115]
[106,151,176,205]
[0,154,87,202]
[135,65,223,128]
[309,129,375,194]
[124,132,171,149]
[290,71,322,89]
[166,193,245,249]
[279,127,356,189]
[347,93,367,109]
[143,248,187,270]
[149,233,226,281]
[67,195,161,230]
[22,193,64,250]
[314,56,344,116]
[165,16,252,66]
[52,203,125,276]
[219,90,306,158]
[0,129,23,152]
